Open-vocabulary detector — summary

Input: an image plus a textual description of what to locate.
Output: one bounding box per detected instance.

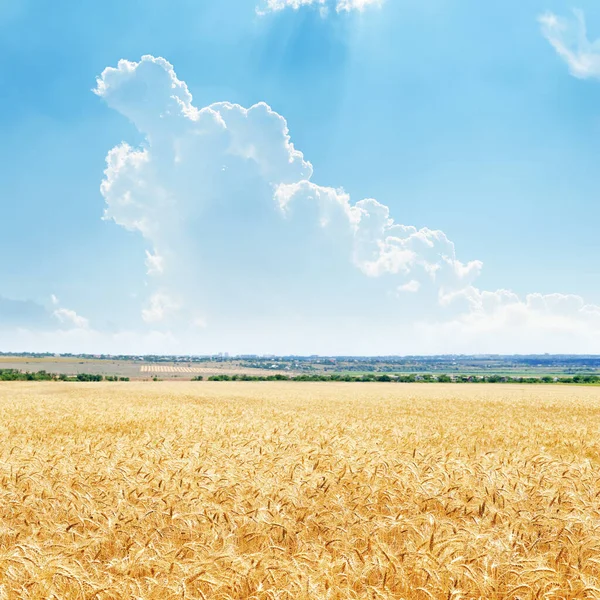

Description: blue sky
[1,0,600,354]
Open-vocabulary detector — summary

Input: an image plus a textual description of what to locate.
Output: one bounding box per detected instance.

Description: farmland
[1,382,600,598]
[0,357,292,380]
[3,354,600,382]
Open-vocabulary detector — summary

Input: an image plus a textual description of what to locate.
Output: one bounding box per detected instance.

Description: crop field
[0,358,292,380]
[1,383,600,599]
[140,365,206,374]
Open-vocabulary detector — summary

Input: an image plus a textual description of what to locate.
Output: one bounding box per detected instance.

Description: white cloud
[399,280,420,293]
[97,56,482,325]
[94,55,600,354]
[49,296,90,330]
[257,0,382,15]
[540,9,600,79]
[145,250,164,276]
[0,295,91,333]
[141,292,180,323]
[336,0,382,12]
[276,182,482,288]
[52,307,90,330]
[418,289,600,354]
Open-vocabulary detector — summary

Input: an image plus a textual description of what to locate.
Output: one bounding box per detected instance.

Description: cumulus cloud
[277,182,483,288]
[96,56,483,317]
[94,55,600,353]
[418,289,600,354]
[257,0,382,15]
[540,9,600,79]
[52,308,90,329]
[97,58,312,279]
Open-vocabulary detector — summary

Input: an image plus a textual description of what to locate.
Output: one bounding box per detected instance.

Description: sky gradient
[1,0,600,355]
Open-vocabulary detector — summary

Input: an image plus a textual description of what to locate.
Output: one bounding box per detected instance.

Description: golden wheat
[0,382,599,599]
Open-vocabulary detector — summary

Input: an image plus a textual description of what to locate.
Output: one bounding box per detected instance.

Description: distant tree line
[0,369,129,382]
[197,373,600,384]
[2,369,598,385]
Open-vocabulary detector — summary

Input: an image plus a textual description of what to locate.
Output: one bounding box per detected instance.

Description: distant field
[1,382,600,598]
[140,365,206,374]
[3,355,600,382]
[0,358,291,380]
[0,357,144,378]
[330,369,600,378]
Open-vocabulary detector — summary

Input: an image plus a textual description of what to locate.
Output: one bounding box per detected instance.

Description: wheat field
[1,382,600,599]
